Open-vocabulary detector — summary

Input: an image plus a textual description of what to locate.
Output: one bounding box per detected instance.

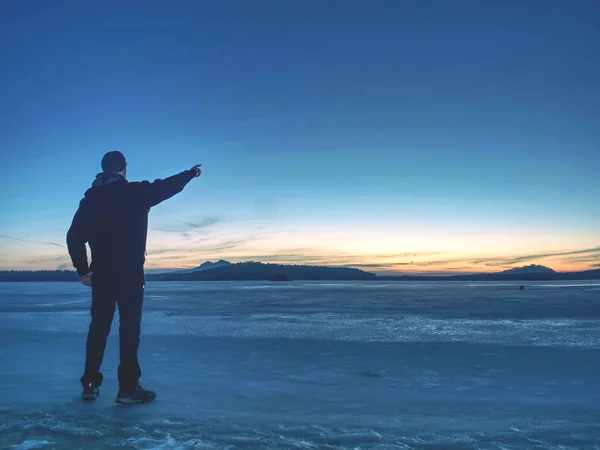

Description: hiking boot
[82,384,100,401]
[115,383,156,405]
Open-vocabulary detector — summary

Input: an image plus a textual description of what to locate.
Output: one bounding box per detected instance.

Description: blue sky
[0,0,598,273]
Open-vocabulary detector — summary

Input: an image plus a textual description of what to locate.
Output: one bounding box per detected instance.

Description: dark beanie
[101,151,127,173]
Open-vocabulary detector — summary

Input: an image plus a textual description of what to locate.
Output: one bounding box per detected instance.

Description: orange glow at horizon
[0,222,598,274]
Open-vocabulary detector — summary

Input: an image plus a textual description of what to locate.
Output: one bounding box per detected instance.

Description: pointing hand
[191,164,202,178]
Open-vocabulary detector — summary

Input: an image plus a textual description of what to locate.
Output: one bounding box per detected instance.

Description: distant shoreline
[0,263,598,283]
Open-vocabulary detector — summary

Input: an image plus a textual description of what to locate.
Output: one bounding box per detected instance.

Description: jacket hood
[85,172,127,197]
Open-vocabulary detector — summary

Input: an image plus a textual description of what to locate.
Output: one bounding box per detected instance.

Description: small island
[269,273,290,282]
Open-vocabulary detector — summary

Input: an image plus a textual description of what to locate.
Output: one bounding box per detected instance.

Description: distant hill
[147,262,376,281]
[156,259,232,275]
[178,259,232,273]
[500,264,556,275]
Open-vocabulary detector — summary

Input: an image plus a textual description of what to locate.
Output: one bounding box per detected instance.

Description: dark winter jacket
[66,170,195,277]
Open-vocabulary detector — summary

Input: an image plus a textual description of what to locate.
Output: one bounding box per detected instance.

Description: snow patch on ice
[11,441,54,450]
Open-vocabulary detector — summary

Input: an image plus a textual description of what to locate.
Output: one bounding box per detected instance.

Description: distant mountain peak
[501,264,556,274]
[192,259,232,271]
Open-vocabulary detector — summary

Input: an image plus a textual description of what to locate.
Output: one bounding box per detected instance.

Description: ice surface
[10,441,55,450]
[1,280,599,449]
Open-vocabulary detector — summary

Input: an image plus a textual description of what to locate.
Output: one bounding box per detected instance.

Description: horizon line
[1,262,599,276]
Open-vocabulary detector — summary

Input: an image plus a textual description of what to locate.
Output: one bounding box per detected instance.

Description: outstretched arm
[138,165,201,208]
[66,204,90,278]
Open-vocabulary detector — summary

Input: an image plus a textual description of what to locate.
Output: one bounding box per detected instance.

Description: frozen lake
[1,280,599,449]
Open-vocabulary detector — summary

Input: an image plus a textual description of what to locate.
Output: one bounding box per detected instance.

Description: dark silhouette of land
[149,262,375,281]
[0,270,79,282]
[377,269,600,281]
[269,273,289,282]
[0,263,598,282]
[175,259,232,273]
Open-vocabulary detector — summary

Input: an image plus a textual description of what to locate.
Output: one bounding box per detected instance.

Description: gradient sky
[1,0,598,274]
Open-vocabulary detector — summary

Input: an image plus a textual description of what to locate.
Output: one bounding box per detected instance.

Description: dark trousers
[80,270,145,391]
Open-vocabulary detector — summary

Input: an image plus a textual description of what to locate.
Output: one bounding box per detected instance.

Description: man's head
[101,151,127,178]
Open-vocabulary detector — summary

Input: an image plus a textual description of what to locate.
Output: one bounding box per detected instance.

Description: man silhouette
[67,151,201,404]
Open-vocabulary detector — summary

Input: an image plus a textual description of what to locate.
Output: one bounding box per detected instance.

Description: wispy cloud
[227,250,441,264]
[384,247,600,270]
[0,234,65,248]
[470,246,600,266]
[23,255,69,264]
[145,233,267,267]
[146,247,201,256]
[331,263,398,269]
[218,250,447,271]
[563,254,600,264]
[383,257,473,268]
[156,216,221,233]
[187,237,261,254]
[151,254,195,260]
